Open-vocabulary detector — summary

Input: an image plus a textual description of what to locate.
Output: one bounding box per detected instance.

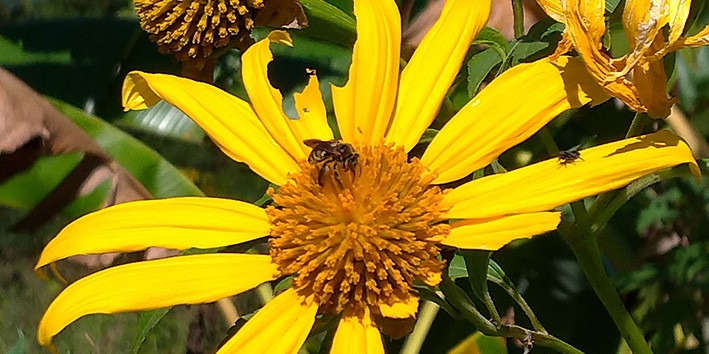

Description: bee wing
[303,139,324,148]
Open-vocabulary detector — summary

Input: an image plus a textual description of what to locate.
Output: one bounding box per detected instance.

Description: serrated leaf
[462,250,492,303]
[473,26,508,53]
[510,41,550,64]
[467,47,503,97]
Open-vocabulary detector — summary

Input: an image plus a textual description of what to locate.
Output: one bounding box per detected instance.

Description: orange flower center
[266,144,449,317]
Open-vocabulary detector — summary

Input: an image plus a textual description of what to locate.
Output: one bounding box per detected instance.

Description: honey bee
[557,149,583,166]
[303,139,359,185]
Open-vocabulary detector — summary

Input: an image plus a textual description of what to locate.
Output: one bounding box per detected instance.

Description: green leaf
[509,41,550,64]
[116,101,205,144]
[448,332,507,354]
[448,253,468,280]
[299,0,356,47]
[61,179,111,220]
[467,48,503,97]
[462,250,492,303]
[605,0,622,14]
[131,308,171,354]
[0,153,83,211]
[49,98,204,198]
[418,129,439,144]
[473,26,508,54]
[7,329,26,354]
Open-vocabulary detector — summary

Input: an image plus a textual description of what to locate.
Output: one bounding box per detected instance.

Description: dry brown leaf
[0,68,151,230]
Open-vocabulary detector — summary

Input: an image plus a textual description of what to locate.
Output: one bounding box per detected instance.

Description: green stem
[626,112,652,138]
[562,231,653,354]
[400,301,439,354]
[488,276,546,333]
[441,275,583,354]
[511,0,525,39]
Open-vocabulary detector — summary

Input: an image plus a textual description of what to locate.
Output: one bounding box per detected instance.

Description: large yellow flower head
[36,0,698,352]
[537,0,709,118]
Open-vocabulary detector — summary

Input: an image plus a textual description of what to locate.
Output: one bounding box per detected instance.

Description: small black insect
[303,139,359,185]
[558,149,583,166]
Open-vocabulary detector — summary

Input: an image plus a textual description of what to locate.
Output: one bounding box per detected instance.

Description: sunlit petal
[441,213,561,250]
[633,56,675,118]
[242,31,310,159]
[536,0,564,22]
[622,0,666,71]
[421,56,608,184]
[331,308,384,354]
[386,0,490,151]
[292,72,334,142]
[332,0,400,145]
[379,295,418,319]
[123,72,298,185]
[676,24,709,48]
[444,130,699,219]
[217,289,317,354]
[35,197,270,269]
[38,254,278,346]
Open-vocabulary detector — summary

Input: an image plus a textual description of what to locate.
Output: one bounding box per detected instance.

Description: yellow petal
[622,0,666,71]
[633,58,675,118]
[35,197,270,269]
[38,254,278,347]
[379,295,419,319]
[443,130,699,219]
[292,71,334,142]
[656,0,691,53]
[385,0,490,151]
[561,0,620,81]
[217,289,317,354]
[536,0,564,23]
[421,56,608,184]
[441,213,561,250]
[241,31,310,160]
[122,71,298,185]
[331,308,384,354]
[676,24,709,47]
[332,0,400,145]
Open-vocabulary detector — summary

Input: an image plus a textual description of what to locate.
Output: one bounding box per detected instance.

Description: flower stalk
[511,0,525,38]
[440,274,584,354]
[561,228,653,354]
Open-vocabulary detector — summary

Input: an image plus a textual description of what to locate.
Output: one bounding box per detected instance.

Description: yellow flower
[37,0,699,352]
[537,0,709,118]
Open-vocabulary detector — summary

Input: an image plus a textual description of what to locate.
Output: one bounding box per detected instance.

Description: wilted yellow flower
[538,0,709,118]
[36,0,698,352]
[134,0,263,63]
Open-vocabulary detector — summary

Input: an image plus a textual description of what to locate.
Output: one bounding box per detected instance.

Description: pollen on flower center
[134,0,263,62]
[266,144,450,317]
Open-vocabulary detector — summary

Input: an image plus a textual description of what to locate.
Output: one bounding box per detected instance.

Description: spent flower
[537,0,709,118]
